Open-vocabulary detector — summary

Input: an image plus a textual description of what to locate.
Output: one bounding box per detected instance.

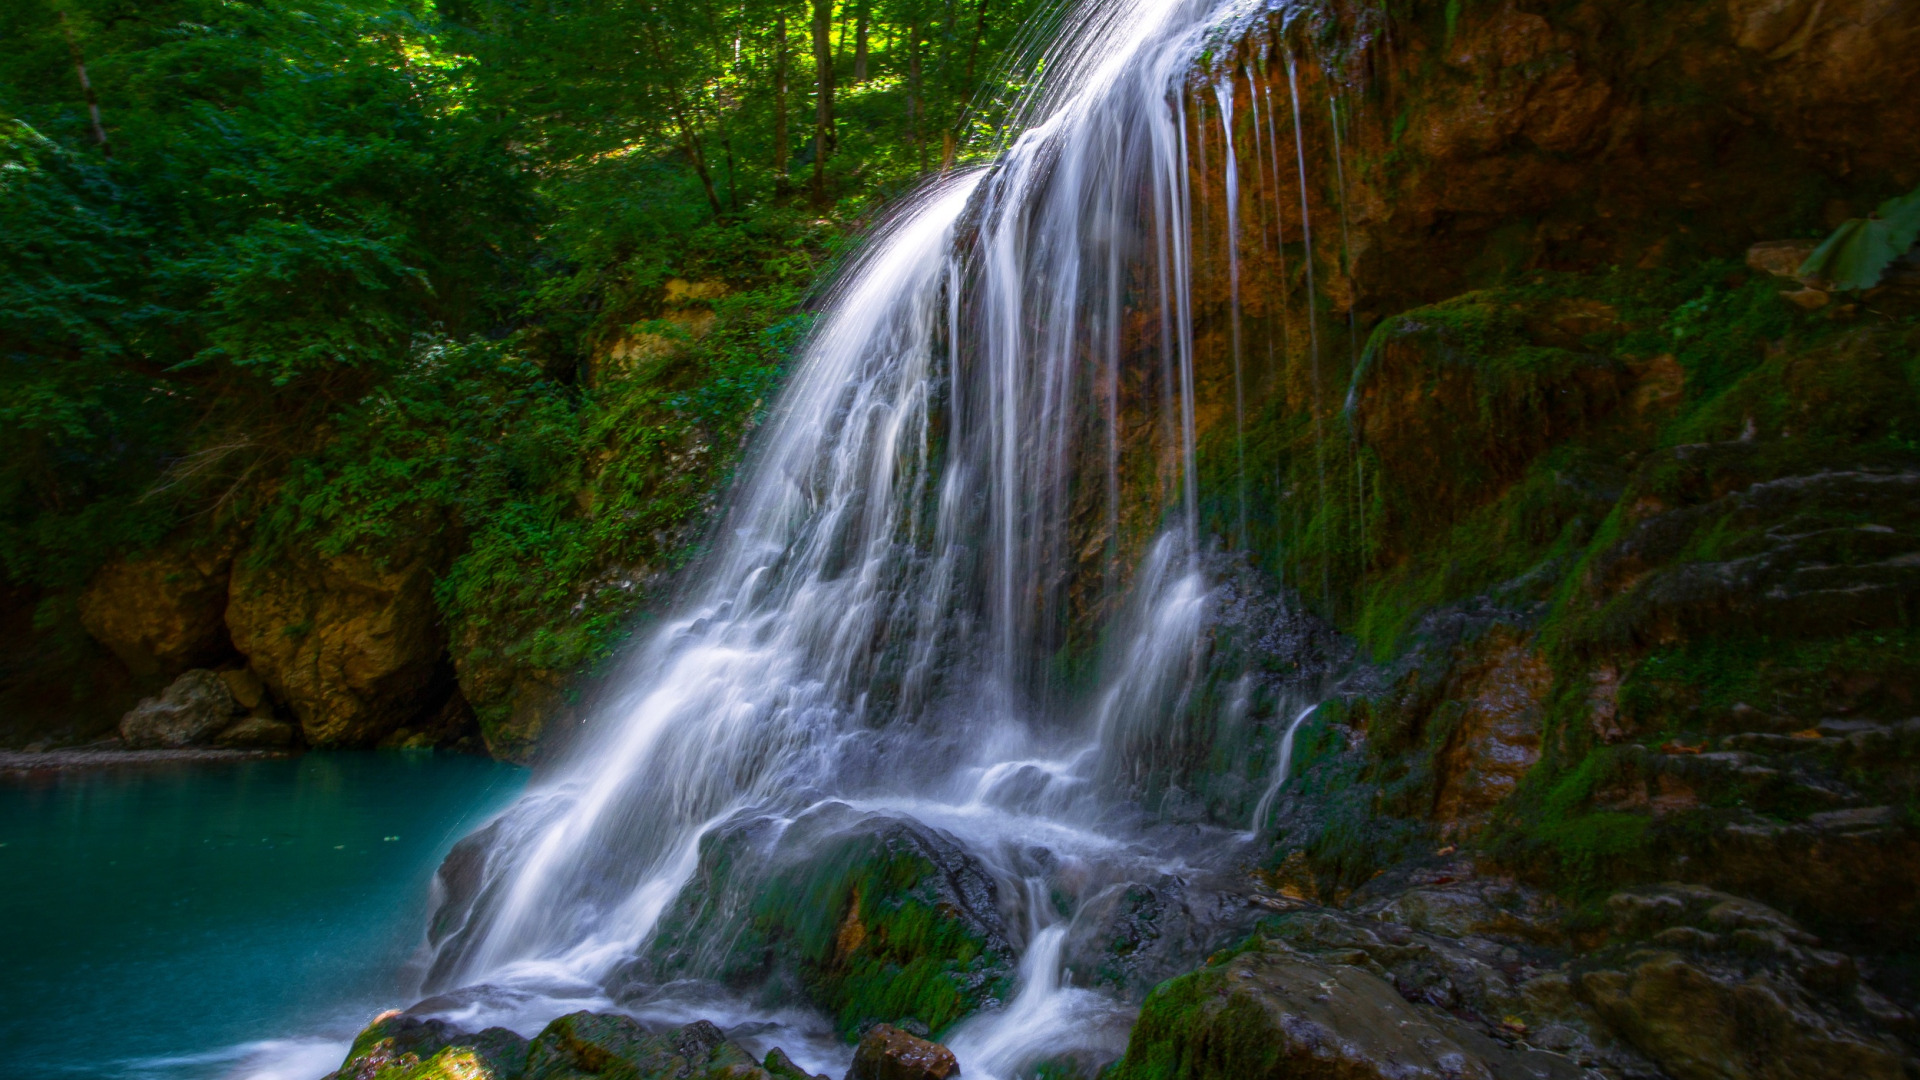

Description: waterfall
[414,1,1328,1076]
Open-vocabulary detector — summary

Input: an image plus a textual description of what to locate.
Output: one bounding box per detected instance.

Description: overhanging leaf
[1799,183,1920,292]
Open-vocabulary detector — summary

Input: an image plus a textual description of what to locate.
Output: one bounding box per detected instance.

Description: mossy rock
[627,801,1015,1040]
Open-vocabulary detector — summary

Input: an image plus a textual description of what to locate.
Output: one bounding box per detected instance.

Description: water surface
[0,751,526,1080]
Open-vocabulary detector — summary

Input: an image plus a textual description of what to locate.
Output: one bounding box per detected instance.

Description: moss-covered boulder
[626,802,1015,1040]
[326,1010,794,1080]
[326,1012,530,1080]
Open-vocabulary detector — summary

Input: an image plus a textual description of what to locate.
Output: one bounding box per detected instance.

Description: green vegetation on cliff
[0,0,1050,752]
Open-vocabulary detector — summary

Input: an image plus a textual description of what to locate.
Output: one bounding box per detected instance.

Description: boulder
[326,1011,528,1080]
[845,1025,958,1080]
[523,1012,766,1080]
[226,540,446,747]
[118,669,239,748]
[78,542,233,678]
[609,803,1015,1039]
[218,667,268,712]
[765,1047,829,1080]
[329,1010,779,1080]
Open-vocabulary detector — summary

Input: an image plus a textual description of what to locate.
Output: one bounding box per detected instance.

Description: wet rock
[1107,935,1586,1080]
[327,1011,530,1080]
[451,644,576,763]
[845,1025,958,1080]
[524,1013,769,1080]
[226,538,447,747]
[330,1010,780,1080]
[1061,870,1266,1003]
[118,669,239,748]
[1433,631,1552,834]
[1579,951,1904,1080]
[79,541,234,678]
[622,803,1014,1038]
[765,1047,830,1080]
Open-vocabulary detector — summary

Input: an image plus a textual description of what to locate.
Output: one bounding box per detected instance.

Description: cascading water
[406,1,1338,1077]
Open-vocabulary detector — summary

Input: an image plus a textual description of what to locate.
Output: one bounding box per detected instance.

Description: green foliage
[0,0,1052,749]
[1797,184,1920,292]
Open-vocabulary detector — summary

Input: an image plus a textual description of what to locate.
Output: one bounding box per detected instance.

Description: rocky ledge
[324,1012,961,1080]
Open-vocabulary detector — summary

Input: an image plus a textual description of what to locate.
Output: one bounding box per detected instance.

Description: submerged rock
[118,669,239,749]
[844,1024,957,1080]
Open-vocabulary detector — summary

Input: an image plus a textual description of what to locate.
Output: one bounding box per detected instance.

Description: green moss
[642,815,1014,1042]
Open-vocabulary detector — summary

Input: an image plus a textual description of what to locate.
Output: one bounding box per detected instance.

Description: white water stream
[271,2,1344,1077]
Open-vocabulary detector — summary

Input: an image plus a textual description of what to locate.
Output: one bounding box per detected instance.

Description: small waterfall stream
[408,2,1340,1076]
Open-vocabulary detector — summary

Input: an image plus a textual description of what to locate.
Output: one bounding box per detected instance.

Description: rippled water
[0,753,525,1080]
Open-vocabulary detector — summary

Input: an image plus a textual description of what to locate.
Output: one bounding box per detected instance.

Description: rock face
[226,540,447,747]
[1109,933,1585,1080]
[78,541,234,678]
[845,1025,958,1080]
[118,669,240,748]
[1111,872,1914,1080]
[326,1009,798,1080]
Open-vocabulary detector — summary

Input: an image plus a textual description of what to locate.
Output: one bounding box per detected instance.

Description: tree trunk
[907,23,925,172]
[673,102,725,217]
[773,15,790,186]
[853,1,870,83]
[810,0,835,207]
[963,0,991,88]
[57,11,110,157]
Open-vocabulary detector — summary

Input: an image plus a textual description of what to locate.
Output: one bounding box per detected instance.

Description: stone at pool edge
[326,1008,837,1080]
[845,1024,960,1080]
[117,668,297,750]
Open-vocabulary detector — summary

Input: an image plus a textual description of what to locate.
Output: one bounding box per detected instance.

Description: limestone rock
[118,669,239,748]
[226,540,446,748]
[218,667,268,711]
[845,1025,958,1080]
[78,542,233,678]
[213,714,297,749]
[451,639,575,762]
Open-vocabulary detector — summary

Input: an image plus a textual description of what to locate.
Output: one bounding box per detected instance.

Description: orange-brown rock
[78,541,234,678]
[846,1025,959,1080]
[1433,631,1553,831]
[449,626,576,762]
[226,540,446,747]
